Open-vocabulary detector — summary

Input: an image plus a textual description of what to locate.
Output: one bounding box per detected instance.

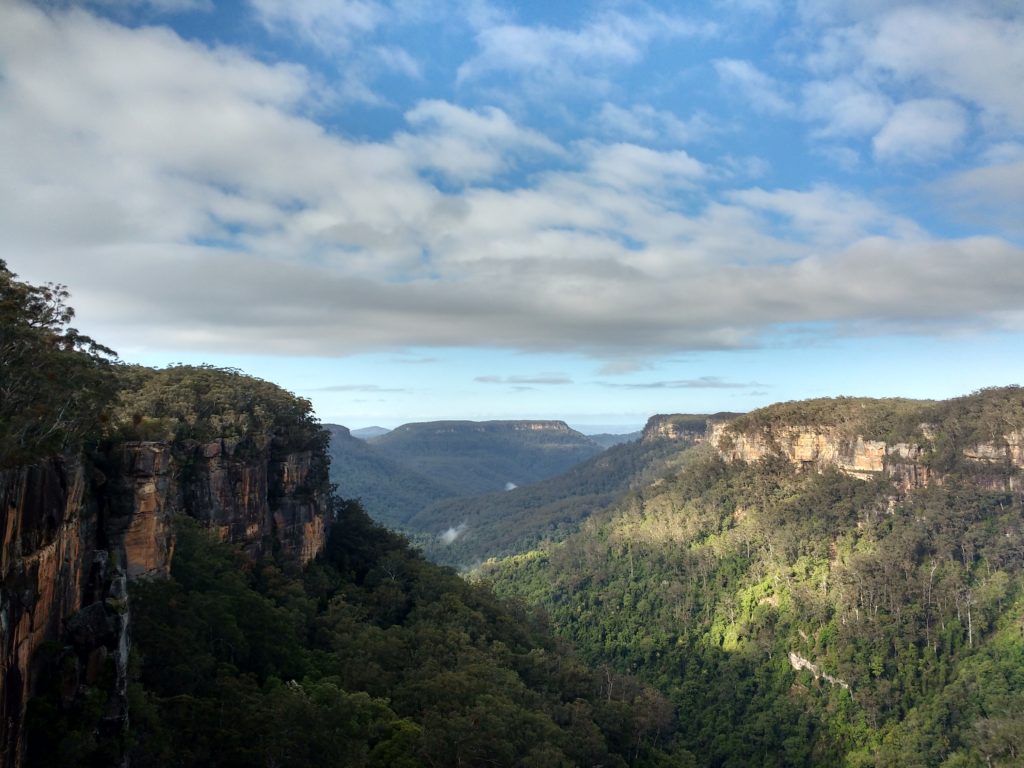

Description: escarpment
[710,388,1024,492]
[0,367,333,768]
[641,412,742,443]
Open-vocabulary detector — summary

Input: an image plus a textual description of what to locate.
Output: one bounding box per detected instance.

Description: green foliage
[417,436,706,568]
[0,261,118,466]
[487,446,1024,766]
[323,424,458,528]
[725,396,932,443]
[368,420,603,496]
[128,509,677,767]
[112,365,326,454]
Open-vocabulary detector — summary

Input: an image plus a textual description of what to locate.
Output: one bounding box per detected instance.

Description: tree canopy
[0,261,117,466]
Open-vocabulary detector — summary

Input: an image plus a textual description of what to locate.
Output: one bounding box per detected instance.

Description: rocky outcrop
[0,456,128,768]
[710,424,890,479]
[962,430,1024,470]
[109,442,175,579]
[0,433,331,767]
[788,651,849,690]
[642,415,710,443]
[711,422,1020,492]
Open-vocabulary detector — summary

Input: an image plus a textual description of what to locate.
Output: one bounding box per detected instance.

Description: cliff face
[710,422,1020,492]
[642,415,712,443]
[0,434,330,768]
[0,456,126,768]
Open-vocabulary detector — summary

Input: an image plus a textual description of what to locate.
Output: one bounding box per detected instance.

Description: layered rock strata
[0,434,330,767]
[710,423,1020,491]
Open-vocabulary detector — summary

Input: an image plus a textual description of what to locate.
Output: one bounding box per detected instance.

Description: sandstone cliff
[641,413,741,443]
[709,390,1024,492]
[0,432,330,767]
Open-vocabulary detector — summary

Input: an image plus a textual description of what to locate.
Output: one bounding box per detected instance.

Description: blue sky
[2,0,1022,431]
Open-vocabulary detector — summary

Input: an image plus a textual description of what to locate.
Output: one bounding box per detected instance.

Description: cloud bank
[1,1,1022,368]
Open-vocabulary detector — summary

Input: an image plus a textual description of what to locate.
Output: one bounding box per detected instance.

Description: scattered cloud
[248,0,387,53]
[397,100,562,183]
[728,184,923,246]
[313,384,407,392]
[595,102,710,145]
[475,375,573,385]
[458,7,712,92]
[2,0,1022,372]
[863,6,1024,132]
[937,147,1024,235]
[584,143,705,192]
[802,77,891,138]
[87,0,213,12]
[601,376,757,390]
[872,99,968,163]
[714,59,792,114]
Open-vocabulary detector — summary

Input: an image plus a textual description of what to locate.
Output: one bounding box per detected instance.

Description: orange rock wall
[710,422,1019,492]
[0,435,330,766]
[0,458,89,767]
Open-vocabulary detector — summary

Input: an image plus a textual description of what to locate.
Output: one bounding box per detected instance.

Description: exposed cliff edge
[0,366,332,768]
[709,389,1024,492]
[642,412,742,443]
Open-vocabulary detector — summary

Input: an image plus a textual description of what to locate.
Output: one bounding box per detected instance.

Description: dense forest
[414,432,704,568]
[323,423,458,529]
[484,394,1024,767]
[29,506,684,767]
[1,262,679,767]
[367,420,603,496]
[6,260,1024,766]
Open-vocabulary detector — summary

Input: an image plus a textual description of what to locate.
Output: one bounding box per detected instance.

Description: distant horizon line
[324,419,650,436]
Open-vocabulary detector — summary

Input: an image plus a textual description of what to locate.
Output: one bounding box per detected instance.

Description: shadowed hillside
[368,420,603,496]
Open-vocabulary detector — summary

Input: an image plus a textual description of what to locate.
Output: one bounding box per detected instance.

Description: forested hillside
[486,389,1024,767]
[323,423,458,528]
[413,423,710,568]
[2,263,679,768]
[368,420,603,495]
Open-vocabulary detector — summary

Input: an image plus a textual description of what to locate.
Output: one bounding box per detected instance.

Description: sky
[2,0,1023,432]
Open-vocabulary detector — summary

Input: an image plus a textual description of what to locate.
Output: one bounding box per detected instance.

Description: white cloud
[595,102,709,144]
[730,184,922,246]
[458,8,711,92]
[872,98,968,163]
[88,0,213,12]
[2,1,1023,367]
[584,143,705,193]
[802,77,890,137]
[714,59,792,114]
[938,147,1024,235]
[396,100,562,183]
[865,6,1024,131]
[440,523,466,544]
[248,0,386,52]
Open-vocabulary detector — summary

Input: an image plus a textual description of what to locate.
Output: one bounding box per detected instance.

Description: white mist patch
[505,482,518,491]
[440,523,467,545]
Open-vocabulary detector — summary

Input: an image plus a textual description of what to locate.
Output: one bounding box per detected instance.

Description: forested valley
[3,259,1023,767]
[484,392,1024,767]
[1,262,679,767]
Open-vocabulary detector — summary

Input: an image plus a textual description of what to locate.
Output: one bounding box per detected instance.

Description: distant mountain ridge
[323,424,457,528]
[367,419,603,496]
[486,386,1024,766]
[350,425,390,440]
[414,413,727,566]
